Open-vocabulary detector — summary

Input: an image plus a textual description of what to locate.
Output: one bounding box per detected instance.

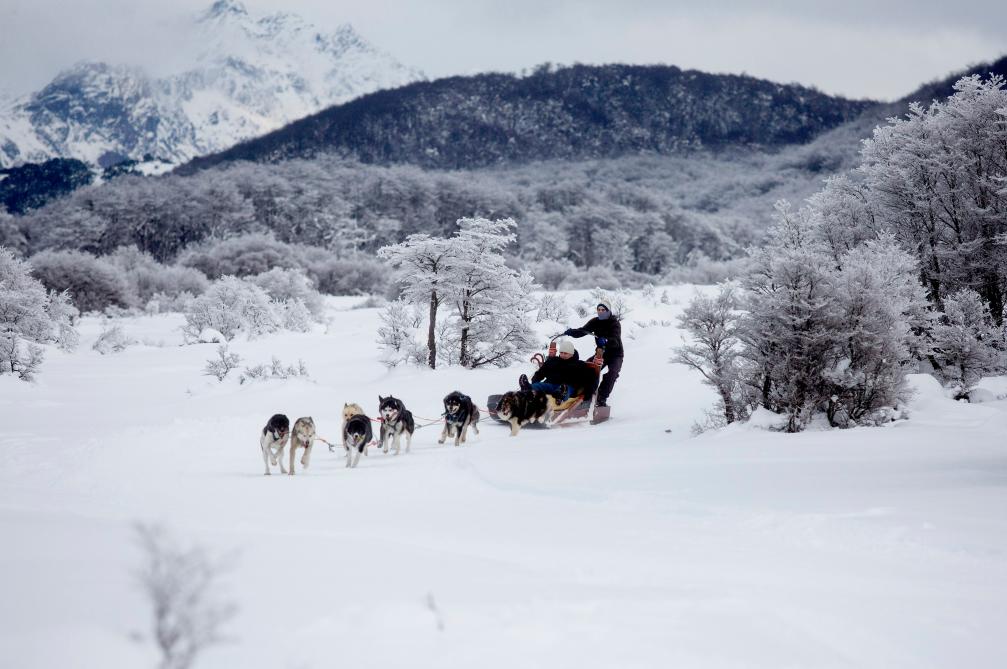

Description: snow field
[1,287,1006,668]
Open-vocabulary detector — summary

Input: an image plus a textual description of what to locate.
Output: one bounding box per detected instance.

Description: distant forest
[3,142,847,285]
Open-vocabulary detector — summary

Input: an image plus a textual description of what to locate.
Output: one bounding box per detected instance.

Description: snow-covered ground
[2,286,1006,668]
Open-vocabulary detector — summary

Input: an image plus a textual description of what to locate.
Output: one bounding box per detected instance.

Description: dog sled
[487,337,611,428]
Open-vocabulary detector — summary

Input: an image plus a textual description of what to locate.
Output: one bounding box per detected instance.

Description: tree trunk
[459,298,471,368]
[426,290,438,369]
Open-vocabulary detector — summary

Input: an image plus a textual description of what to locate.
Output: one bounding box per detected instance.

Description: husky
[496,390,556,436]
[288,416,316,475]
[339,403,367,452]
[260,413,290,475]
[342,413,373,468]
[378,395,415,455]
[440,391,480,446]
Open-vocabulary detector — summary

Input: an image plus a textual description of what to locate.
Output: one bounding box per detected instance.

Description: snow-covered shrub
[528,258,577,290]
[108,246,208,307]
[203,345,241,382]
[303,254,389,296]
[377,298,421,368]
[238,356,308,384]
[822,236,931,425]
[182,276,280,342]
[29,249,134,313]
[277,298,313,333]
[536,293,569,322]
[559,266,622,291]
[248,267,323,318]
[0,334,44,381]
[0,246,79,380]
[145,291,198,315]
[176,233,299,279]
[673,284,749,424]
[92,322,135,355]
[931,288,1000,398]
[134,523,236,669]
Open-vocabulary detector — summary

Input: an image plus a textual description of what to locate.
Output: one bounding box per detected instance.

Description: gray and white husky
[288,416,316,475]
[378,395,414,455]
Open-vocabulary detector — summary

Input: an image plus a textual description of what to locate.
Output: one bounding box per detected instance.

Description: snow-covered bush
[134,523,236,669]
[528,258,577,290]
[559,266,622,291]
[92,322,135,355]
[277,298,313,333]
[177,233,299,279]
[203,345,241,382]
[0,247,79,381]
[536,293,569,322]
[931,288,1000,398]
[182,276,280,342]
[673,284,749,424]
[377,298,426,368]
[239,356,309,384]
[29,249,134,312]
[248,267,323,318]
[822,236,931,425]
[303,254,389,296]
[0,334,44,381]
[108,246,208,307]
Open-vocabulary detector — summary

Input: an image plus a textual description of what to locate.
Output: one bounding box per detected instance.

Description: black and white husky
[342,413,373,468]
[440,391,479,446]
[260,413,289,475]
[378,395,414,455]
[288,416,316,475]
[496,390,556,436]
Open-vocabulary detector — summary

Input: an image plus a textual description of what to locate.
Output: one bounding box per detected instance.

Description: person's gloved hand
[596,337,608,347]
[563,328,575,336]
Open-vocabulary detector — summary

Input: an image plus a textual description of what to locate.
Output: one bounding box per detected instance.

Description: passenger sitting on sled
[518,338,598,403]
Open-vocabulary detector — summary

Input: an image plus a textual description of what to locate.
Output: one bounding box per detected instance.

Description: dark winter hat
[596,303,610,311]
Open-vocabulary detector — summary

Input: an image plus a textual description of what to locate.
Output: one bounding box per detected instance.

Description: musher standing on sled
[563,302,623,408]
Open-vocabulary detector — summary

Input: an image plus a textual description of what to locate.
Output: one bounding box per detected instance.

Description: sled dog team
[259,391,480,475]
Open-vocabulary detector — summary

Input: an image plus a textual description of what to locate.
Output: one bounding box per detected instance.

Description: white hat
[557,338,575,355]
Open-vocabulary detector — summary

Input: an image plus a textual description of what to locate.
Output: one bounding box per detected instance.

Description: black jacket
[532,352,599,399]
[567,317,623,358]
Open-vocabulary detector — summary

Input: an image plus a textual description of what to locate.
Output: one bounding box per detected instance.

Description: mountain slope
[179,64,877,172]
[0,0,423,168]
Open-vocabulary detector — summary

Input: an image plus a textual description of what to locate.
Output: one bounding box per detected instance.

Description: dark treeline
[180,63,875,173]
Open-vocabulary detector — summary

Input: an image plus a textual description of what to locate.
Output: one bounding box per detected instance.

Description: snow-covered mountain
[0,0,423,168]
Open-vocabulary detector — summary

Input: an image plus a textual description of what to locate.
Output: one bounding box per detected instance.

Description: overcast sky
[0,0,1003,101]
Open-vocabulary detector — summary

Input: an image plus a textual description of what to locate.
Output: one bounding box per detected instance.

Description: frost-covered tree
[931,288,1000,397]
[858,75,1007,322]
[0,247,79,381]
[448,218,538,368]
[673,284,748,424]
[378,234,454,368]
[824,235,932,425]
[738,201,840,432]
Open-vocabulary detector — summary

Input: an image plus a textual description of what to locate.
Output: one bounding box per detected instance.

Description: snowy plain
[1,285,1006,668]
